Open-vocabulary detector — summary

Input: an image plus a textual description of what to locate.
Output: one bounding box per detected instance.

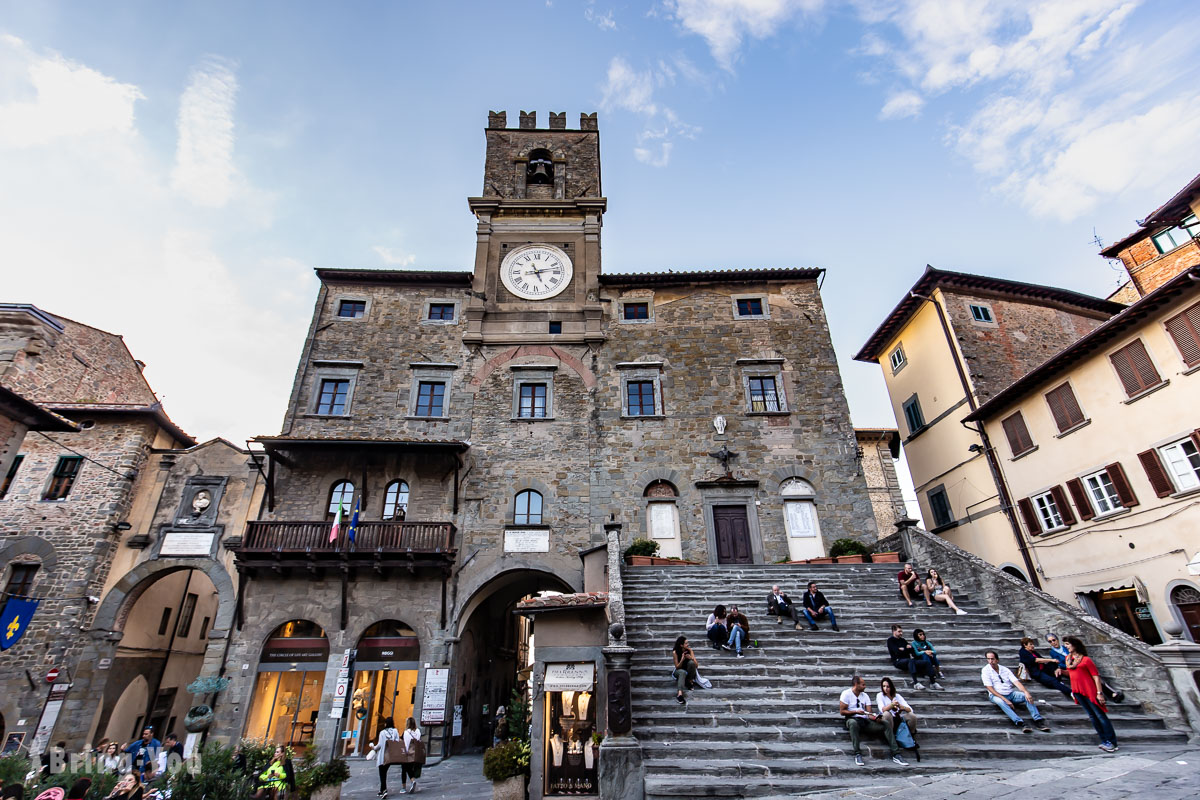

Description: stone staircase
[622,564,1187,799]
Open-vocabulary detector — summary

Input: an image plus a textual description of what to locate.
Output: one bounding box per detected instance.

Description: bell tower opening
[527,149,554,186]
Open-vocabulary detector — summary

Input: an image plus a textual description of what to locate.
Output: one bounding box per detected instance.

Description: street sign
[45,668,59,683]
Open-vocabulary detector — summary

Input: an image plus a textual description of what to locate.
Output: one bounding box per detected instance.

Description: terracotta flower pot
[806,557,834,564]
[626,555,701,566]
[833,554,866,563]
[870,551,901,563]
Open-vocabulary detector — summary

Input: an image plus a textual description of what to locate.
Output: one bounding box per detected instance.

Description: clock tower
[464,110,607,345]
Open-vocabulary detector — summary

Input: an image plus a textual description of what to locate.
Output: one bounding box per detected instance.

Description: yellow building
[965,267,1200,644]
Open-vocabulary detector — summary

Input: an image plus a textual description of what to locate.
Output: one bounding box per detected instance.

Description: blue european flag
[0,597,39,650]
[347,498,361,544]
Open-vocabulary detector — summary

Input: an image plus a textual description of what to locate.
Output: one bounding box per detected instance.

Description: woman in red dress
[1063,636,1117,752]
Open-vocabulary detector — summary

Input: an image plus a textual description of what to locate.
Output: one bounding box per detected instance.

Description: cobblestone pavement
[344,753,491,800]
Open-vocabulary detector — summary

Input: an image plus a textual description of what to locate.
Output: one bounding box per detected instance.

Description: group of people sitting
[897,563,967,614]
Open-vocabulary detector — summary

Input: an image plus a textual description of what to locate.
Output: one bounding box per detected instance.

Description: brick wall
[1127,240,1200,297]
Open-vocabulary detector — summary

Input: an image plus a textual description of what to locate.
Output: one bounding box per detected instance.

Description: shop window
[383,480,409,520]
[515,490,543,525]
[543,664,597,796]
[344,620,420,757]
[244,620,329,745]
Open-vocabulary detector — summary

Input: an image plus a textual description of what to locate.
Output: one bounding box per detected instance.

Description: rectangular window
[337,300,366,318]
[43,456,82,501]
[622,302,650,320]
[1151,214,1198,254]
[427,303,455,321]
[158,607,172,636]
[1,454,24,499]
[176,592,198,638]
[1084,470,1123,516]
[315,379,350,415]
[1033,491,1065,532]
[902,395,925,435]
[199,616,211,640]
[1109,339,1162,397]
[518,383,548,418]
[1045,382,1085,433]
[1001,411,1034,457]
[1165,300,1200,368]
[548,321,562,334]
[736,297,764,317]
[969,304,994,323]
[927,487,953,528]
[626,380,656,416]
[1159,437,1200,492]
[747,376,782,412]
[415,381,446,417]
[889,345,906,373]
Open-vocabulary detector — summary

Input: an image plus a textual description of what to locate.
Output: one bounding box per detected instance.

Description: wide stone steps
[622,564,1184,799]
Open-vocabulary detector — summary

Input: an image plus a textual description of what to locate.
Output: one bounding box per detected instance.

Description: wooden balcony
[235,520,457,572]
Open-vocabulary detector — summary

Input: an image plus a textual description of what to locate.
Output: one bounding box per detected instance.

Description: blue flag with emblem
[0,597,39,650]
[347,497,360,544]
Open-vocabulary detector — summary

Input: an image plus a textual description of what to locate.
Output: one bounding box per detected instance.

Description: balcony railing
[236,520,456,569]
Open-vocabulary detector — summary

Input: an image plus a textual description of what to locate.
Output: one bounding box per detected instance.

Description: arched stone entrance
[243,620,329,748]
[339,620,421,757]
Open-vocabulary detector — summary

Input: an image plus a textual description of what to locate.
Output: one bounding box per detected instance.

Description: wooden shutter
[1066,478,1095,520]
[1050,484,1076,526]
[1192,428,1200,451]
[1001,411,1034,456]
[1045,383,1085,432]
[1105,462,1139,508]
[1017,497,1042,534]
[1165,301,1200,367]
[1138,448,1175,498]
[1109,339,1162,397]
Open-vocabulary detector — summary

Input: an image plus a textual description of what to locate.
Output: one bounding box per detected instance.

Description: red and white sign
[334,682,347,699]
[45,668,59,683]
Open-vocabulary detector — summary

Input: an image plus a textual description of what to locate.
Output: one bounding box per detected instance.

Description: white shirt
[981,663,1019,694]
[403,727,422,748]
[839,688,871,719]
[876,691,911,717]
[706,613,726,629]
[374,726,399,766]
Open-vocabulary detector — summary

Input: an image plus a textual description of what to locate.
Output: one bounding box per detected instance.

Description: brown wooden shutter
[1138,448,1175,497]
[1165,301,1200,367]
[1192,428,1200,451]
[1045,383,1085,432]
[1001,411,1034,456]
[1105,462,1139,508]
[1017,497,1042,534]
[1050,484,1076,526]
[1066,478,1095,520]
[1109,339,1162,397]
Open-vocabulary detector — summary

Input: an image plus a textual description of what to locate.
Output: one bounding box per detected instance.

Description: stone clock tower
[463,110,607,345]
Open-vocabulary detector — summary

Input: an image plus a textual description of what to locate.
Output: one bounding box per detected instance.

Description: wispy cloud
[600,56,701,167]
[372,245,418,266]
[171,56,239,208]
[585,3,617,31]
[879,90,923,119]
[666,0,827,70]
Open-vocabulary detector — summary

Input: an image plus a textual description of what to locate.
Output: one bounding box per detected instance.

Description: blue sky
[3,1,1199,512]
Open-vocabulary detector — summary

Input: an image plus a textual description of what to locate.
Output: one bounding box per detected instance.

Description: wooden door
[713,505,753,564]
[1095,590,1162,645]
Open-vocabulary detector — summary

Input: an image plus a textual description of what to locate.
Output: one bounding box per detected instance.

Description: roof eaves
[315,268,474,286]
[1144,171,1200,226]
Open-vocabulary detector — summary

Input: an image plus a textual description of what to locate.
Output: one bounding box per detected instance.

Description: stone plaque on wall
[504,528,550,552]
[160,531,217,557]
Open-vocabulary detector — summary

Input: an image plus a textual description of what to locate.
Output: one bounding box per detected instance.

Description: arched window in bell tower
[527,149,554,186]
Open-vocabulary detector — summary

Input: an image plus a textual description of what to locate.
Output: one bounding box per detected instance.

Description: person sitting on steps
[706,604,731,651]
[982,649,1050,733]
[925,568,967,615]
[1018,637,1072,700]
[839,675,908,767]
[911,628,944,680]
[672,635,699,704]
[877,676,920,761]
[897,563,927,607]
[767,585,804,629]
[887,624,940,690]
[802,581,839,631]
[727,604,750,657]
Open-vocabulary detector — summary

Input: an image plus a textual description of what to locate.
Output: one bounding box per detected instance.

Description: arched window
[526,148,554,186]
[245,620,329,744]
[514,490,543,525]
[1171,584,1200,642]
[383,480,410,521]
[327,481,354,520]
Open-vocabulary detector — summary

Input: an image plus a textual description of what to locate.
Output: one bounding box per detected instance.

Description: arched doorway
[1171,584,1200,642]
[342,620,420,757]
[244,620,329,747]
[453,570,573,752]
[94,568,221,744]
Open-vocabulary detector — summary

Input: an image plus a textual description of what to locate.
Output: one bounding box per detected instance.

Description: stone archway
[92,558,236,634]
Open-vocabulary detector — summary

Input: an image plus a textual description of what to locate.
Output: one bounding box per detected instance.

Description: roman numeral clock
[501,244,573,300]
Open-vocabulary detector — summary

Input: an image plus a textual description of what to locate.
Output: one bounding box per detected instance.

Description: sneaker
[930,681,944,690]
[794,622,803,630]
[853,754,865,767]
[1098,742,1116,753]
[720,643,733,651]
[956,609,968,615]
[936,671,946,679]
[912,682,926,690]
[892,754,909,766]
[776,616,783,624]
[809,625,819,631]
[737,651,745,658]
[832,625,840,631]
[676,693,686,705]
[1021,724,1033,734]
[1036,722,1050,732]
[409,782,417,794]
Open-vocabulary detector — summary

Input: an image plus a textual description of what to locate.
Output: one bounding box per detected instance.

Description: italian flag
[329,501,343,543]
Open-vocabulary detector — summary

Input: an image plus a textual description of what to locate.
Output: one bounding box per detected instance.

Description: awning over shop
[1073,575,1149,603]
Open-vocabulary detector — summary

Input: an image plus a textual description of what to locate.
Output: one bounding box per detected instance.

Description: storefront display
[244,620,329,746]
[340,620,421,757]
[543,663,596,796]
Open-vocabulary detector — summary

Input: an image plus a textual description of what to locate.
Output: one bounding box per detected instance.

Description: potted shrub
[829,538,870,563]
[623,538,659,565]
[870,550,902,563]
[483,740,530,800]
[296,754,350,800]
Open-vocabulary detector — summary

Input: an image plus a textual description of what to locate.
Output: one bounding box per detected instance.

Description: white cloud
[372,245,417,266]
[879,90,923,119]
[599,56,700,168]
[171,56,239,208]
[667,0,827,70]
[585,5,617,31]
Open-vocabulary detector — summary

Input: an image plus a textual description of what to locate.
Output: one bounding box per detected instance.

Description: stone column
[598,522,644,800]
[1150,622,1200,739]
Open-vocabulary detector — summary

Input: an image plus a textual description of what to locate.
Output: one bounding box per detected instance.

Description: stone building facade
[1101,171,1200,298]
[214,111,878,782]
[854,428,905,537]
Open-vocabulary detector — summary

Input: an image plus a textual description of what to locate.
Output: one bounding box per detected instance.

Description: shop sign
[1135,605,1153,620]
[504,529,550,553]
[330,648,352,719]
[30,683,70,757]
[544,663,594,692]
[356,636,420,663]
[452,705,463,737]
[260,637,330,664]
[420,668,449,724]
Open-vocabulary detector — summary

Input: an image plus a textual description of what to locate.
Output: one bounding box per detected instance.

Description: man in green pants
[839,675,908,767]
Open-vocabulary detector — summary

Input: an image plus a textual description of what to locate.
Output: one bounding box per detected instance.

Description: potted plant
[870,550,902,563]
[296,753,350,800]
[586,731,603,770]
[829,538,870,563]
[483,740,530,800]
[623,538,660,565]
[806,556,835,564]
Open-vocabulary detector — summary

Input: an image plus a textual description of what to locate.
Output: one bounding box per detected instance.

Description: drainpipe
[908,288,1041,588]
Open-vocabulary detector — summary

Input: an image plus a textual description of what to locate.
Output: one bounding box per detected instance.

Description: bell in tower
[527,149,554,186]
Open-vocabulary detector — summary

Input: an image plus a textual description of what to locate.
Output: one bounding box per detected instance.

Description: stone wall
[856,432,905,538]
[877,525,1190,733]
[481,125,601,200]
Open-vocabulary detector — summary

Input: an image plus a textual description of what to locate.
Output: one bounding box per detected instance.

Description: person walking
[838,675,908,767]
[369,716,400,797]
[1064,636,1118,753]
[672,635,699,704]
[401,717,423,793]
[802,581,839,631]
[981,650,1050,733]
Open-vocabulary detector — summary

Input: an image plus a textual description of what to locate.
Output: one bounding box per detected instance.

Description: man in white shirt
[982,650,1050,733]
[838,676,907,767]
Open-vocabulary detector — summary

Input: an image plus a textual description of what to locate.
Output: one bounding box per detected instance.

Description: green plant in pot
[623,538,659,560]
[829,538,869,558]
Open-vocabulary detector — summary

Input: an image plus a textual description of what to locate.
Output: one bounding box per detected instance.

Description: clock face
[500,244,573,300]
